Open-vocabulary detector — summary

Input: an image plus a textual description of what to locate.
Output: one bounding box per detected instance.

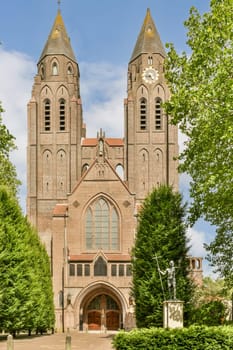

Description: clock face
[142,67,159,84]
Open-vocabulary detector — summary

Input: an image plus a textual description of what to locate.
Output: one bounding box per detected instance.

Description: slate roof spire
[130,8,166,62]
[39,9,76,63]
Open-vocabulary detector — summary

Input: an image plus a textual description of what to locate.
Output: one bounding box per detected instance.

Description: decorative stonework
[123,200,131,208]
[73,200,80,208]
[163,300,184,329]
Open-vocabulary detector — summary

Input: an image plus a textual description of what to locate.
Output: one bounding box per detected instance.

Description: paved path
[0,331,116,350]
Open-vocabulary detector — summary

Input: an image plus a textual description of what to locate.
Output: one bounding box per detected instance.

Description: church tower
[125,9,178,202]
[27,10,84,247]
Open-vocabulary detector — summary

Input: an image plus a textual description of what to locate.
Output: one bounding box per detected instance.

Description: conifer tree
[132,185,194,327]
[0,186,54,334]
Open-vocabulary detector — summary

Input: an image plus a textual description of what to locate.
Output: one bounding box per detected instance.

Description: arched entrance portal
[80,288,123,331]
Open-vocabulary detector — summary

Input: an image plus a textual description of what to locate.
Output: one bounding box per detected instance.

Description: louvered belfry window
[59,99,66,131]
[140,98,147,130]
[44,99,51,131]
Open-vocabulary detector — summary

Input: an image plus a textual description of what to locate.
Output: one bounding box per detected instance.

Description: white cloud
[80,61,126,137]
[187,226,206,257]
[0,48,35,212]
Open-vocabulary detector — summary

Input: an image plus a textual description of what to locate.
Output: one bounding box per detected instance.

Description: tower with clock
[125,8,178,202]
[26,7,200,332]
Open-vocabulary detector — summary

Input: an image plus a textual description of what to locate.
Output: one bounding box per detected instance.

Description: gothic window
[82,164,89,175]
[88,296,101,310]
[67,65,72,74]
[106,296,119,310]
[84,264,90,276]
[94,256,107,276]
[77,264,82,276]
[59,99,66,131]
[85,197,119,251]
[155,98,162,130]
[69,264,75,276]
[111,264,117,276]
[44,99,51,131]
[115,164,124,180]
[148,56,153,65]
[119,264,124,276]
[52,62,58,75]
[126,264,132,276]
[40,64,45,80]
[140,98,147,130]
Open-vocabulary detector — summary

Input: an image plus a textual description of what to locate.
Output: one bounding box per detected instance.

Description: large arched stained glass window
[85,198,119,251]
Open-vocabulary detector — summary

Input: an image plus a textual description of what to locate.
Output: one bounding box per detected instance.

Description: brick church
[27,8,202,331]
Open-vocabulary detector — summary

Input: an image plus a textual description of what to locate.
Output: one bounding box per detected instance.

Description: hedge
[112,326,233,350]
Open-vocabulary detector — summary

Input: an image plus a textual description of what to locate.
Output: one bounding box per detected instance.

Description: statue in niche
[98,139,104,156]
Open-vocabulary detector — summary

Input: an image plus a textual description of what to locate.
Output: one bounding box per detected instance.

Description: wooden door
[106,311,119,330]
[88,311,101,330]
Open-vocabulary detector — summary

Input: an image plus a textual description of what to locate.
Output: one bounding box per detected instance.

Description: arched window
[148,56,153,65]
[59,99,66,131]
[82,164,89,175]
[115,164,124,180]
[155,98,162,130]
[52,62,58,75]
[85,197,119,250]
[40,64,45,80]
[94,256,107,276]
[140,98,147,130]
[67,65,72,75]
[44,99,51,131]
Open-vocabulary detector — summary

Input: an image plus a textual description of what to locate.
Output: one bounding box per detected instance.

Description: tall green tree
[132,186,194,328]
[0,186,54,334]
[164,0,233,284]
[0,102,20,195]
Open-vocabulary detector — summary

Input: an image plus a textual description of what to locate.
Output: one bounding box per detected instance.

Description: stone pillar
[163,300,184,329]
[7,334,14,350]
[65,329,71,350]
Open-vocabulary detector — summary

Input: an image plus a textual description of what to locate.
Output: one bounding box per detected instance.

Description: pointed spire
[130,8,166,62]
[39,9,76,62]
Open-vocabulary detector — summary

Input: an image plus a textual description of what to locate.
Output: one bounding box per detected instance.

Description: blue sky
[0,1,215,275]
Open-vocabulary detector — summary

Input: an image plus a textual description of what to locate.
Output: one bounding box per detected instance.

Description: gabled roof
[39,10,76,63]
[130,8,166,62]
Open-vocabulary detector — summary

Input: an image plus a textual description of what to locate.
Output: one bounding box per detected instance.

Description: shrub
[112,326,233,350]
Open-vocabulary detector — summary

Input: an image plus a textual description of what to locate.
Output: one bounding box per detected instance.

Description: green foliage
[191,300,227,326]
[0,186,54,333]
[193,277,231,304]
[0,102,20,195]
[113,326,233,350]
[132,186,194,328]
[190,277,230,326]
[164,1,233,284]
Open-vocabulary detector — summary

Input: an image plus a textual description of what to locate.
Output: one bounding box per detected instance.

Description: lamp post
[62,266,65,333]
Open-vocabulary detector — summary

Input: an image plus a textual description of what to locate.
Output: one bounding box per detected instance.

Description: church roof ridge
[39,9,76,63]
[130,8,166,62]
[82,138,124,147]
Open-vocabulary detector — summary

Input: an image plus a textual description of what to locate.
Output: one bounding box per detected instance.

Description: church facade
[27,8,202,331]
